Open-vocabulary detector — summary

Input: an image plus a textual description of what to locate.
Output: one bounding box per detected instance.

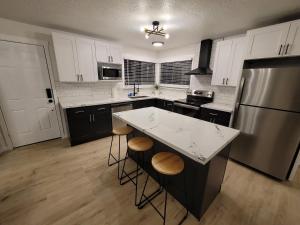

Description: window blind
[160,60,192,85]
[124,59,155,85]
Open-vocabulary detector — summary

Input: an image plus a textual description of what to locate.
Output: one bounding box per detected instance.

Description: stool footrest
[120,168,143,185]
[138,186,163,209]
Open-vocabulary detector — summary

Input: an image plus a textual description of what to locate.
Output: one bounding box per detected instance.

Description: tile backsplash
[55,76,236,106]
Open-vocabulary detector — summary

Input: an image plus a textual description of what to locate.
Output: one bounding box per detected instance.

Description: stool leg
[117,135,121,178]
[178,172,189,225]
[135,152,140,206]
[163,179,168,225]
[107,135,114,166]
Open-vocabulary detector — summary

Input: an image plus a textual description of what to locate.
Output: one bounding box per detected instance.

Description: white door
[227,37,246,87]
[246,23,290,59]
[109,45,123,64]
[52,32,79,82]
[95,41,110,63]
[286,20,300,56]
[76,37,97,82]
[0,41,61,147]
[211,40,233,86]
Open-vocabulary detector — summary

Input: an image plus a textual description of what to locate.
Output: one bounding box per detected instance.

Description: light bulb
[152,41,164,47]
[165,33,170,39]
[145,34,150,39]
[140,27,145,32]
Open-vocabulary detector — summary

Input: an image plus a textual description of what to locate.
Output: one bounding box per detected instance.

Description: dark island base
[127,129,231,220]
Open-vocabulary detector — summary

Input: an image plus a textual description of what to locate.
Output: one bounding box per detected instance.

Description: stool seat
[128,137,153,152]
[112,126,134,135]
[152,152,184,176]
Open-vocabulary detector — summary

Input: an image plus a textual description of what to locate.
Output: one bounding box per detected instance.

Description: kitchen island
[113,107,240,219]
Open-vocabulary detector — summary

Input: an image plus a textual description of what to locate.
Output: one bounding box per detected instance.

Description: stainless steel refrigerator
[230,66,300,180]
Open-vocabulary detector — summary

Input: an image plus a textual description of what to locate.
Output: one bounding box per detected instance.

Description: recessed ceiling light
[152,41,164,47]
[165,33,170,39]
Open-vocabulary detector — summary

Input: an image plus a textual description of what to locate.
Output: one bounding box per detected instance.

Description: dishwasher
[111,102,133,129]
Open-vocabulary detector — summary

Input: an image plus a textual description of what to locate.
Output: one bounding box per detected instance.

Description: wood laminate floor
[0,137,299,225]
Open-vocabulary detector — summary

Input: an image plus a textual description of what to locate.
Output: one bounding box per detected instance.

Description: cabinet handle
[81,74,83,81]
[92,114,95,122]
[285,44,289,55]
[89,114,92,123]
[222,78,225,85]
[75,110,84,114]
[111,56,113,62]
[278,44,283,55]
[226,78,229,85]
[77,74,79,82]
[209,112,218,116]
[97,107,106,111]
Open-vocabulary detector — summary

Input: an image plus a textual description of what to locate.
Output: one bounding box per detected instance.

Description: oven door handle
[174,102,200,110]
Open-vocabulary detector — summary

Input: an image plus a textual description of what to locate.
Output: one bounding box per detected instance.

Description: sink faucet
[133,81,139,96]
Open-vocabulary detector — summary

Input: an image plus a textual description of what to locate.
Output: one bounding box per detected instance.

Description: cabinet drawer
[200,108,231,126]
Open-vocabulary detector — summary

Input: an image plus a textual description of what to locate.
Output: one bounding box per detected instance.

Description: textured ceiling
[0,0,300,50]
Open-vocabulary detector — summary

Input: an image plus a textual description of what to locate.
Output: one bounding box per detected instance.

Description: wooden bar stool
[120,136,154,206]
[108,126,133,179]
[139,152,188,225]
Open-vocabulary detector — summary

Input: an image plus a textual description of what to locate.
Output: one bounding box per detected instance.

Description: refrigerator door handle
[232,76,245,127]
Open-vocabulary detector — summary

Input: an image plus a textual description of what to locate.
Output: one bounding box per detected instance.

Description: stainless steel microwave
[97,62,122,80]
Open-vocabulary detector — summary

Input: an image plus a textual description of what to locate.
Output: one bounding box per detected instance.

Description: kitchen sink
[128,95,148,99]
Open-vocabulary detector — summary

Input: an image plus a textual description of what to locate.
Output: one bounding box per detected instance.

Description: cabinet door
[109,45,123,64]
[95,41,110,63]
[211,40,233,86]
[66,107,91,145]
[200,108,231,127]
[246,23,290,59]
[89,105,112,137]
[76,37,97,82]
[52,32,79,82]
[286,20,300,56]
[227,37,246,87]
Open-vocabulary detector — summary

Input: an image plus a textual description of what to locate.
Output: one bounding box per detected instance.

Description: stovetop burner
[174,89,214,107]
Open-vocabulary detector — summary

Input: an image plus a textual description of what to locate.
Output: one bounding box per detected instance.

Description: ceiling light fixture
[143,21,170,40]
[152,41,164,47]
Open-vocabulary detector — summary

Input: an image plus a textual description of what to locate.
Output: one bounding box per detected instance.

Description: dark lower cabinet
[155,99,174,111]
[200,108,231,126]
[132,99,156,109]
[66,104,112,146]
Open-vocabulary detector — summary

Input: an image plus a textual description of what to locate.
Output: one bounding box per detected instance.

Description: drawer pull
[97,107,106,111]
[75,110,84,114]
[209,112,218,116]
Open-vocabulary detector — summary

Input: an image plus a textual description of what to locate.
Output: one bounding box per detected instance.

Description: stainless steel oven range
[174,90,214,118]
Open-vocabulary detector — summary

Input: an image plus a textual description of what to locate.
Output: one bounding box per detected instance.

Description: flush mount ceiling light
[142,21,170,40]
[152,41,164,47]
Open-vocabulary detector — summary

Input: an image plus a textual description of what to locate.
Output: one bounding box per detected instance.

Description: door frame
[0,33,64,149]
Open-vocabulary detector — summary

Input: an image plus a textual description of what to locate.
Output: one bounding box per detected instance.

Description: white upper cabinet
[95,40,123,64]
[245,19,300,59]
[211,37,246,87]
[211,40,233,86]
[75,37,97,82]
[52,32,97,82]
[286,20,300,56]
[109,45,123,64]
[227,37,246,86]
[95,41,110,63]
[52,32,79,82]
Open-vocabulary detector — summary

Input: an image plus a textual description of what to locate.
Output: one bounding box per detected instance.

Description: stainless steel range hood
[185,39,213,75]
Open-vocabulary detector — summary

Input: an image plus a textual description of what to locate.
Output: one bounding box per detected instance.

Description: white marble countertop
[59,96,178,109]
[201,103,234,113]
[114,107,240,165]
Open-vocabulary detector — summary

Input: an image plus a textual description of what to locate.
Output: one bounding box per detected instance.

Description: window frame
[158,56,194,88]
[122,57,156,88]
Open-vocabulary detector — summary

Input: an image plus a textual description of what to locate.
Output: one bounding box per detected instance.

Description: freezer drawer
[240,68,300,112]
[230,105,300,180]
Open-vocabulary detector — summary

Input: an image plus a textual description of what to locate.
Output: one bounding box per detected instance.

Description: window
[124,59,155,85]
[160,60,192,85]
